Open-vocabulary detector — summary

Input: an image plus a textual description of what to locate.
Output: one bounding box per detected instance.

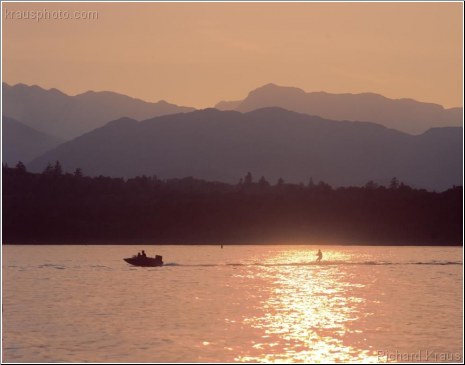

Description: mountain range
[215,84,462,134]
[2,82,195,139]
[5,82,462,139]
[27,108,462,191]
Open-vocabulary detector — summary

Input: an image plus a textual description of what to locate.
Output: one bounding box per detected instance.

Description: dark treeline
[2,162,462,245]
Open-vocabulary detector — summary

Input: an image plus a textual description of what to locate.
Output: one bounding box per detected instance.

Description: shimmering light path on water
[2,245,463,363]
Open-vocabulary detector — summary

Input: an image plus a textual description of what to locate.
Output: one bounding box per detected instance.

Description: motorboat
[124,254,163,267]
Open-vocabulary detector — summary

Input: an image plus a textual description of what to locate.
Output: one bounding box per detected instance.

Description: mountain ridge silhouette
[27,107,462,191]
[215,83,462,134]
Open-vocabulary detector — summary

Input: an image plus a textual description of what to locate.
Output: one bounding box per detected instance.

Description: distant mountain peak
[218,83,462,134]
[3,83,196,139]
[80,90,97,95]
[15,83,48,92]
[249,83,306,96]
[256,82,281,90]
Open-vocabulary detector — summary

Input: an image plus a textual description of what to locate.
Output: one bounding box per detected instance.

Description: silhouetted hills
[2,82,195,139]
[28,108,462,191]
[2,116,64,165]
[215,83,462,134]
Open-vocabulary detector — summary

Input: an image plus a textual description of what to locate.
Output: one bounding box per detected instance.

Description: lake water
[2,245,463,363]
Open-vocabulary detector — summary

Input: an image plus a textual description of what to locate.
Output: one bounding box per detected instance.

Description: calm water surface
[2,245,463,363]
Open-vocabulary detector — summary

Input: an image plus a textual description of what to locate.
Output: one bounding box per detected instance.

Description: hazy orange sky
[2,2,463,108]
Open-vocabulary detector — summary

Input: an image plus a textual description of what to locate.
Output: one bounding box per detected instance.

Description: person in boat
[316,249,323,262]
[137,252,142,258]
[141,250,147,258]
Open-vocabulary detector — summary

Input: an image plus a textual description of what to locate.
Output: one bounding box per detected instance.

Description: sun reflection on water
[235,249,383,363]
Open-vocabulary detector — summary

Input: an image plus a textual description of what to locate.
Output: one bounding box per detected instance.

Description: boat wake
[162,260,462,267]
